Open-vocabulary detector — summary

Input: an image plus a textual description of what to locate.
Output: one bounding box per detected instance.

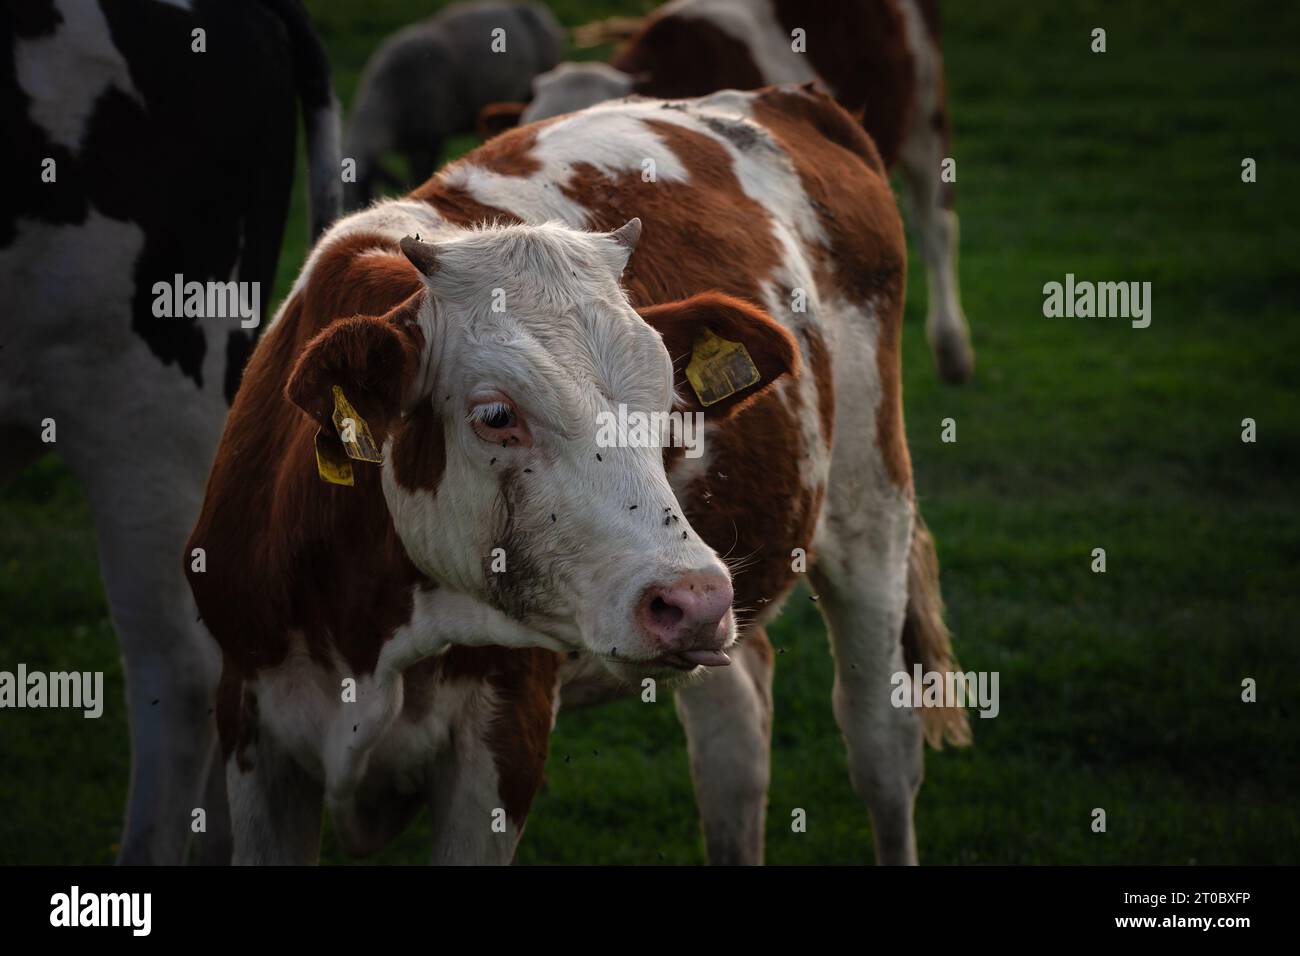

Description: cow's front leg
[226,754,323,865]
[673,628,774,865]
[193,735,233,864]
[426,677,554,865]
[222,684,324,865]
[426,756,525,865]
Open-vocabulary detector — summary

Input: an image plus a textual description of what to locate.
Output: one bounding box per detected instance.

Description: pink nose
[638,572,734,652]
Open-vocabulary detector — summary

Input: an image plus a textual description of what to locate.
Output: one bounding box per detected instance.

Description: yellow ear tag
[314,429,354,486]
[684,328,761,407]
[331,385,384,464]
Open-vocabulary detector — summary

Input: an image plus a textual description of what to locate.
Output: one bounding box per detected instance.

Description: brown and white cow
[481,0,975,385]
[186,84,968,865]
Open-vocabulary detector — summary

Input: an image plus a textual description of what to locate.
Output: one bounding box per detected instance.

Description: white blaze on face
[520,62,636,125]
[382,222,735,678]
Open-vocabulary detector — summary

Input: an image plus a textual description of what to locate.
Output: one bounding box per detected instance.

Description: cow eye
[476,402,515,429]
[467,396,529,446]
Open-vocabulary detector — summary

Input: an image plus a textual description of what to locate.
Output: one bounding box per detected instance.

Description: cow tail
[902,510,972,748]
[261,0,342,240]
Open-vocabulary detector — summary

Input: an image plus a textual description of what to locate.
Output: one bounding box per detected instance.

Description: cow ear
[478,102,526,140]
[285,305,423,443]
[637,292,799,418]
[602,217,641,273]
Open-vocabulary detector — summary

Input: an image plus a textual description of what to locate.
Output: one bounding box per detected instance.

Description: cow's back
[612,0,916,168]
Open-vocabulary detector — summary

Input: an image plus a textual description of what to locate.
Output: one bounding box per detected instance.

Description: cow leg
[899,134,973,384]
[898,7,974,384]
[673,628,774,865]
[226,740,324,865]
[75,463,223,865]
[811,494,922,865]
[192,740,234,864]
[426,750,527,865]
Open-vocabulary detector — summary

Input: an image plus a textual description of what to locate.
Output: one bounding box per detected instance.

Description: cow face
[287,221,797,682]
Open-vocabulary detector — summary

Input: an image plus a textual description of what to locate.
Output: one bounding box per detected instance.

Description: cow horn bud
[609,217,641,253]
[400,236,440,277]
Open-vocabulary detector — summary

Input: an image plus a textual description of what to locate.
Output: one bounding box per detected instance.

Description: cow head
[286,220,797,682]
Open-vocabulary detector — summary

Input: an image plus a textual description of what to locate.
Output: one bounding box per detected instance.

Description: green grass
[2,0,1298,865]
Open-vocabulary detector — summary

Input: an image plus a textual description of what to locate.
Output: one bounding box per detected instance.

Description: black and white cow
[0,0,340,863]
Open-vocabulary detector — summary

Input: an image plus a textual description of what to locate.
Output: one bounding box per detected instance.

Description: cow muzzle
[635,570,734,670]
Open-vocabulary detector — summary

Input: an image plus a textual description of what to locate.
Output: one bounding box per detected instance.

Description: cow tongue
[678,649,731,667]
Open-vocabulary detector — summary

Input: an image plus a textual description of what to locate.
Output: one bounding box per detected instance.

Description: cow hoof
[932,331,975,385]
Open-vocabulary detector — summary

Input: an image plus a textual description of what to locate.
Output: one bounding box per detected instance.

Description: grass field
[2,0,1297,865]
